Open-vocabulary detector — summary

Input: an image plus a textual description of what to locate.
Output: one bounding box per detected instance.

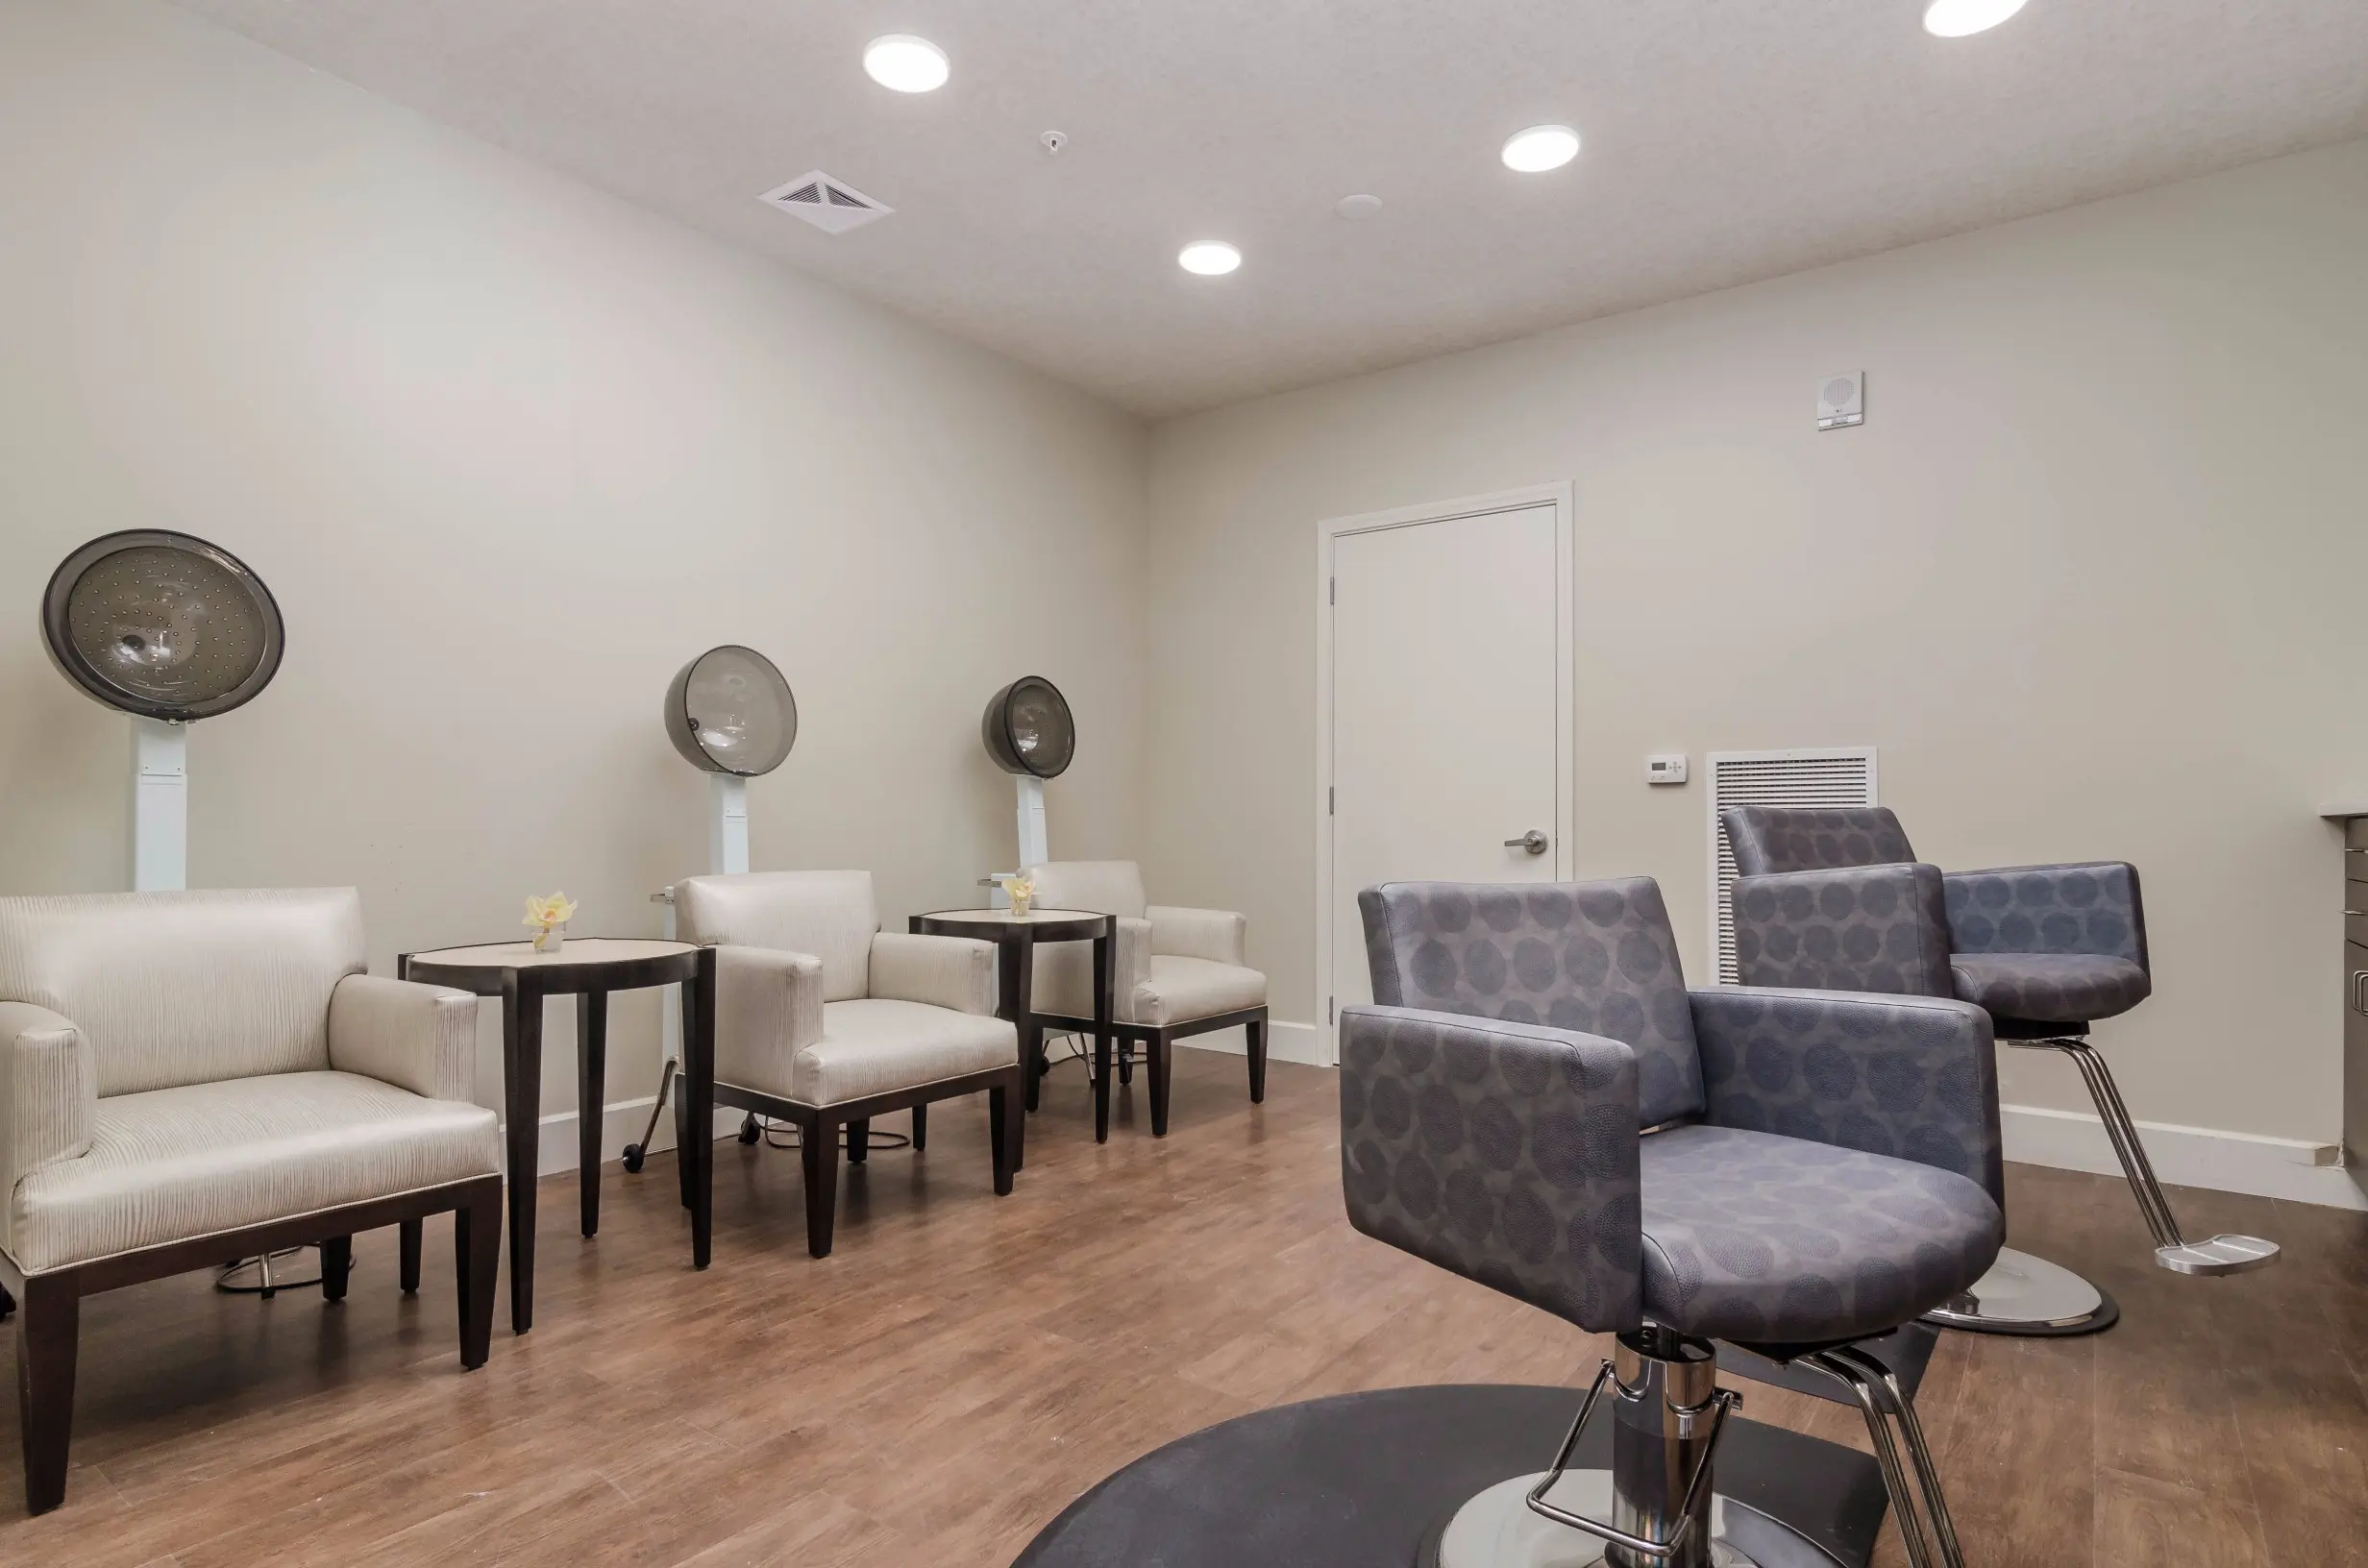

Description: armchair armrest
[1691,987,2002,1201]
[1340,1004,1641,1334]
[869,932,998,1016]
[1944,862,2147,970]
[714,945,825,1093]
[0,1003,94,1221]
[1729,863,1952,997]
[328,975,478,1102]
[1148,905,1246,967]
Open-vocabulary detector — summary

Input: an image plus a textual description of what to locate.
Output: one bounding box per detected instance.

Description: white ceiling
[175,0,2368,417]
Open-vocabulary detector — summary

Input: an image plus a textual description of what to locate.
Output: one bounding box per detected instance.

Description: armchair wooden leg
[802,1117,841,1259]
[911,1105,926,1152]
[847,1118,870,1164]
[1148,1033,1173,1138]
[398,1219,422,1294]
[1119,1042,1133,1085]
[1246,1011,1269,1104]
[1094,1034,1114,1143]
[320,1237,353,1303]
[990,1077,1021,1195]
[16,1274,79,1516]
[0,1284,13,1319]
[456,1179,500,1369]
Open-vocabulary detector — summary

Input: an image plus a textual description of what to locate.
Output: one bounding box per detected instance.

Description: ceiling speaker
[981,675,1074,779]
[41,529,284,722]
[665,645,798,776]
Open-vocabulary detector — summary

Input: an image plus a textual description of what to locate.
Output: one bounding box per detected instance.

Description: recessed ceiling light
[1178,241,1242,277]
[1501,125,1581,173]
[863,34,949,92]
[1923,0,2028,37]
[1336,194,1383,220]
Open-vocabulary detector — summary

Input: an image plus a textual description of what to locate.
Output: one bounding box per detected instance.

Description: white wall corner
[2001,1102,2364,1212]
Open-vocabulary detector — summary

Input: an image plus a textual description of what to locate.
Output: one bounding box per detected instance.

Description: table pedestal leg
[685,946,716,1270]
[577,991,606,1237]
[501,977,543,1334]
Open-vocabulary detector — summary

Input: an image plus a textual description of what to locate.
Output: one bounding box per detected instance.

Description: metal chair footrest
[1523,1358,1742,1560]
[2156,1234,2280,1276]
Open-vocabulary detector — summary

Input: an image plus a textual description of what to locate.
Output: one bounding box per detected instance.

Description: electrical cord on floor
[743,1116,914,1153]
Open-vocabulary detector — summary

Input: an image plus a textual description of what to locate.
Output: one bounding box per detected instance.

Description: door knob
[1504,829,1549,856]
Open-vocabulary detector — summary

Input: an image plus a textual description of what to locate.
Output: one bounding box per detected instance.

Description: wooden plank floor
[4,1049,2364,1566]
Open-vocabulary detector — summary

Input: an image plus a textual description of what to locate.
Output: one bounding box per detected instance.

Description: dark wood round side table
[398,938,717,1334]
[909,908,1113,1129]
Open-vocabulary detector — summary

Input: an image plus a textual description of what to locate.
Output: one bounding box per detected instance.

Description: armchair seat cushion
[1638,1124,2001,1344]
[1128,956,1267,1028]
[12,1071,499,1275]
[1948,952,2150,1025]
[725,998,1016,1108]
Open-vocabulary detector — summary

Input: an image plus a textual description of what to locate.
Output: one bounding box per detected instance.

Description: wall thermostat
[1646,753,1689,786]
[1818,372,1864,430]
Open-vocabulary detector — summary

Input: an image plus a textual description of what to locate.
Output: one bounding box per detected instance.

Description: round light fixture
[1178,240,1242,276]
[1336,193,1383,220]
[1501,124,1580,173]
[1923,0,2028,36]
[863,34,949,92]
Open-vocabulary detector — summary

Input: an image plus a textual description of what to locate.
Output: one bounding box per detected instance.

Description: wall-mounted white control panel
[1646,753,1690,786]
[1818,371,1864,430]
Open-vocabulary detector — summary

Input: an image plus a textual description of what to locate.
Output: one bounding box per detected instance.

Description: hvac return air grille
[758,172,893,234]
[1705,747,1879,984]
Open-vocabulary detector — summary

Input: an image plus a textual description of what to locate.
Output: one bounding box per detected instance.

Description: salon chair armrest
[1147,905,1246,967]
[1943,862,2147,969]
[1729,863,1953,996]
[869,932,998,1016]
[1690,987,2003,1202]
[0,1002,94,1267]
[1339,1004,1641,1334]
[328,974,480,1102]
[711,944,826,1093]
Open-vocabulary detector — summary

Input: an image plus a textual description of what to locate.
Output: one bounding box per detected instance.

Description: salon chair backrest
[676,870,878,1003]
[1723,806,1916,877]
[1356,877,1707,1129]
[0,888,363,1097]
[1024,861,1148,921]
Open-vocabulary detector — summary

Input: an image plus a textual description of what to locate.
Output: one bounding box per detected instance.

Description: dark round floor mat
[1013,1384,1890,1568]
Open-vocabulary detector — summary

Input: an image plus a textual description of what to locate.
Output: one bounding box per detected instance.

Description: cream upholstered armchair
[1024,860,1268,1139]
[0,888,503,1515]
[673,871,1024,1259]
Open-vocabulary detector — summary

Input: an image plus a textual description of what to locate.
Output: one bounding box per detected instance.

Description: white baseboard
[2001,1102,2364,1212]
[1174,1018,1326,1066]
[511,1094,745,1180]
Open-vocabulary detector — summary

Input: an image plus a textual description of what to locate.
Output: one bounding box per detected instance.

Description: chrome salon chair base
[1431,1330,1961,1568]
[1433,1474,1779,1568]
[1925,1031,2278,1335]
[1922,1246,2117,1335]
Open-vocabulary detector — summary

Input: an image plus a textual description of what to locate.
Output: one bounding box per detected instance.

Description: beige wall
[0,0,1149,1115]
[1144,138,2368,1144]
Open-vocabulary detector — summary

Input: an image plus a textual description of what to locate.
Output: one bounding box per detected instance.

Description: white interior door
[1323,494,1569,1048]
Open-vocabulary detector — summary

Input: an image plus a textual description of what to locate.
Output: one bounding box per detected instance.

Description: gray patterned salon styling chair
[1722,806,2276,1337]
[1348,877,1999,1568]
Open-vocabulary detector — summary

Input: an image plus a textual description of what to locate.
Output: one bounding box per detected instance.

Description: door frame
[1314,481,1576,1065]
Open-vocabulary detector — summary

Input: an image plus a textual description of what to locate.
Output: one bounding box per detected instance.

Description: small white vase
[532,924,566,955]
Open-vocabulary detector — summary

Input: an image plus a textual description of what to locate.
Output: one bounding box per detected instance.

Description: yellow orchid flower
[999,874,1035,915]
[522,892,579,931]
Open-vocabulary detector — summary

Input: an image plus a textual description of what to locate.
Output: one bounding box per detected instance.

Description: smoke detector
[757,172,893,234]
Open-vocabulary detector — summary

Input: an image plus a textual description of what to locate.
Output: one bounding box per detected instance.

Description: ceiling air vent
[758,171,892,234]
